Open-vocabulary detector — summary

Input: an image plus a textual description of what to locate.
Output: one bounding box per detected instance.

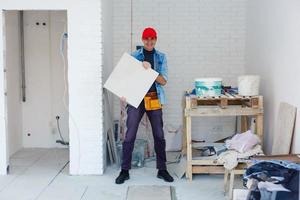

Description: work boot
[115,169,130,184]
[157,170,174,182]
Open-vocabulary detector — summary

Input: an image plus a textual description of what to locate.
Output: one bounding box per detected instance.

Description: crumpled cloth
[218,144,263,170]
[225,130,260,153]
[258,181,290,192]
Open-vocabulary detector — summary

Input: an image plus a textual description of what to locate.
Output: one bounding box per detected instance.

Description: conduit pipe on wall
[19,11,26,102]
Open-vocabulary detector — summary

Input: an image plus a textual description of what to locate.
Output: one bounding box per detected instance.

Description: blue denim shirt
[131,48,168,105]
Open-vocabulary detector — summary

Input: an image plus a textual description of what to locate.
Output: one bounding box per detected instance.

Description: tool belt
[144,92,162,111]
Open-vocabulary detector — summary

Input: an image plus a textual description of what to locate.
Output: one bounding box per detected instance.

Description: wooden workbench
[183,92,264,181]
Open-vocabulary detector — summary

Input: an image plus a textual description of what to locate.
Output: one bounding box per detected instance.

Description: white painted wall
[49,11,69,147]
[0,0,103,175]
[246,0,300,154]
[21,11,69,148]
[102,0,113,168]
[4,11,23,156]
[113,0,247,142]
[4,11,69,153]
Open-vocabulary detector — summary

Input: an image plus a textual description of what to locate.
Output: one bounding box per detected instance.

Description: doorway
[4,10,69,172]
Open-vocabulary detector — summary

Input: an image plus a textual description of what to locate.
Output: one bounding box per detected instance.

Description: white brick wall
[68,0,103,175]
[113,0,247,141]
[0,0,103,175]
[102,0,113,170]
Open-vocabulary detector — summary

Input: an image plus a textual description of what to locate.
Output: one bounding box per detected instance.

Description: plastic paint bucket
[238,75,260,96]
[195,78,222,97]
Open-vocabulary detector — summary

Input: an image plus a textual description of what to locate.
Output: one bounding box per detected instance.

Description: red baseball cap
[142,27,157,39]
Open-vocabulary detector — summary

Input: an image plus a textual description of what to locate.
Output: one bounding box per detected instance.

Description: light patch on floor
[126,185,174,200]
[0,149,243,200]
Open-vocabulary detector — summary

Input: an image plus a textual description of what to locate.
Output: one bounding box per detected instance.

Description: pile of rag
[243,160,300,200]
[217,130,263,170]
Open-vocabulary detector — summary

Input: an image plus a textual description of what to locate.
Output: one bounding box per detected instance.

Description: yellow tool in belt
[144,92,162,111]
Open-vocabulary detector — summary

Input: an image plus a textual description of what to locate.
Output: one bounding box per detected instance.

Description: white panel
[104,53,158,108]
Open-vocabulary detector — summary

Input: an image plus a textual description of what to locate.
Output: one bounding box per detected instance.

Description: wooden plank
[255,96,264,143]
[186,116,193,181]
[104,89,119,164]
[229,171,235,200]
[233,169,246,174]
[250,97,259,108]
[185,96,191,109]
[220,98,228,108]
[192,166,225,174]
[271,102,297,155]
[106,140,113,164]
[256,114,263,143]
[191,160,220,165]
[235,162,249,169]
[224,169,229,192]
[241,116,248,132]
[191,95,264,108]
[185,107,263,117]
[252,154,300,163]
[181,96,187,155]
[191,98,198,108]
[191,159,250,167]
[107,128,118,164]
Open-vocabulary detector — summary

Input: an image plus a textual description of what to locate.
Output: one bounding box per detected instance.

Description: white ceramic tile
[104,53,159,108]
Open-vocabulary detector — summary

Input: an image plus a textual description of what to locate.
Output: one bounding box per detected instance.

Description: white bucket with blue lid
[195,78,222,97]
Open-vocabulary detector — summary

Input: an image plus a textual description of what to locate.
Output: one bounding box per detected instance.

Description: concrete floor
[0,148,243,200]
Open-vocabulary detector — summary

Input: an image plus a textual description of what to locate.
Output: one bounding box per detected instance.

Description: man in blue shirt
[115,27,173,184]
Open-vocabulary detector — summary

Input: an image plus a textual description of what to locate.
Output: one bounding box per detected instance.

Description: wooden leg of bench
[224,169,229,194]
[186,163,192,181]
[241,116,248,132]
[229,170,235,200]
[186,116,192,181]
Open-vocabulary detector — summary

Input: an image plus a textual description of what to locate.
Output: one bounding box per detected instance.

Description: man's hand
[142,61,151,70]
[156,75,167,86]
[120,96,126,103]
